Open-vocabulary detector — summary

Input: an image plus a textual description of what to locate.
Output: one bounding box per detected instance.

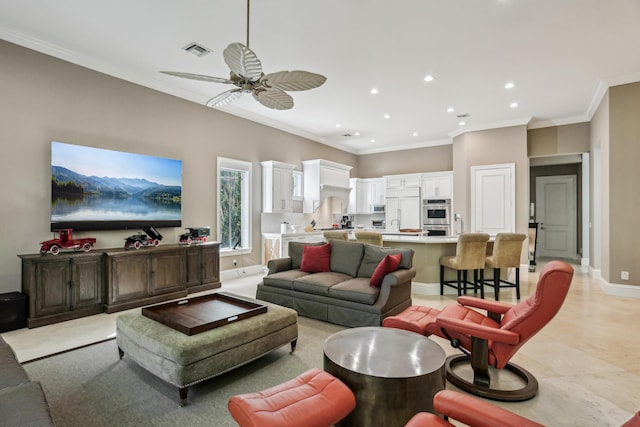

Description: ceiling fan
[160,0,326,110]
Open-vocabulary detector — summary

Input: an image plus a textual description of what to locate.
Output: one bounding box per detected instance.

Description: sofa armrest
[380,268,416,287]
[267,257,293,274]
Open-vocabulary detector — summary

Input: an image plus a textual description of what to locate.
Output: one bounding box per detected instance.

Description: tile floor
[2,259,639,426]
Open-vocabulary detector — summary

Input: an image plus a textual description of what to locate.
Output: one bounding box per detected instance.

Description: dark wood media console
[19,242,220,328]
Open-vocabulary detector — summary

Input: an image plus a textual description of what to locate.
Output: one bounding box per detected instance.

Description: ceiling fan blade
[262,70,327,91]
[223,43,263,82]
[206,89,244,107]
[253,88,294,110]
[160,71,234,84]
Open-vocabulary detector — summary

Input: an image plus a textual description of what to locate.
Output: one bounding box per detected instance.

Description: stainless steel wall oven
[423,199,451,235]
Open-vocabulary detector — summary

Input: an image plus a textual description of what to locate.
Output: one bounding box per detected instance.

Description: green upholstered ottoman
[116,292,298,406]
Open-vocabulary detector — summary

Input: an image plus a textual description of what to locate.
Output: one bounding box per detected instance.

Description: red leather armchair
[435,260,574,401]
[405,390,544,427]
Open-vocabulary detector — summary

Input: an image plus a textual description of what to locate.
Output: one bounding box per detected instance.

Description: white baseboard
[592,268,640,298]
[412,282,441,296]
[220,264,266,282]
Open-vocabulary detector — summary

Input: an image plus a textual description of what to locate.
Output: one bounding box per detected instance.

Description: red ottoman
[383,305,442,336]
[228,368,356,427]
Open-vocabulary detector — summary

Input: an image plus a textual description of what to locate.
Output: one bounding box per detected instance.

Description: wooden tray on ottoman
[142,293,267,335]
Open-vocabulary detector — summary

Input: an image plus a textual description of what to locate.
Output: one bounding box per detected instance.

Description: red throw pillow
[300,243,332,273]
[369,253,402,287]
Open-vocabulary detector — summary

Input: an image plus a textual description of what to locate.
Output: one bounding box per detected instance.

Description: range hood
[302,159,352,214]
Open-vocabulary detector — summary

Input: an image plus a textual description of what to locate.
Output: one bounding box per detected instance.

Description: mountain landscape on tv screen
[51,166,181,201]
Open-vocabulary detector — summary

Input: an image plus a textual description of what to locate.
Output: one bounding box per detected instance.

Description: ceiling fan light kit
[161,0,326,110]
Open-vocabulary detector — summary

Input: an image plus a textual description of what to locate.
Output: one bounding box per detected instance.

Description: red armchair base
[227,368,355,427]
[446,353,538,402]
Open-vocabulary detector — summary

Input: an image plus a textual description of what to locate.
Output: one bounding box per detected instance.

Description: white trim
[217,157,252,252]
[593,270,640,299]
[220,264,266,282]
[412,282,443,296]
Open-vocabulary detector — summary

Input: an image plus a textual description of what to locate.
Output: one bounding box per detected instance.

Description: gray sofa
[0,335,55,425]
[256,239,415,327]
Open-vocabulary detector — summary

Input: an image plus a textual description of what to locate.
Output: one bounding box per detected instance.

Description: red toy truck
[40,229,97,255]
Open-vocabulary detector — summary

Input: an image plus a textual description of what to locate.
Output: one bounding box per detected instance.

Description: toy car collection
[40,228,97,255]
[179,227,210,246]
[124,226,163,250]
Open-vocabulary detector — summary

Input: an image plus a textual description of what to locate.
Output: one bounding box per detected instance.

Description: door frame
[536,174,578,259]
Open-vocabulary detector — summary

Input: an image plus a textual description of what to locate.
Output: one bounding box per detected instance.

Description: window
[217,157,251,253]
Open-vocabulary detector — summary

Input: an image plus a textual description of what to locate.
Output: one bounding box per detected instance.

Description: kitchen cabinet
[422,172,453,199]
[302,159,353,213]
[384,173,422,190]
[386,187,421,231]
[20,252,104,328]
[262,232,325,263]
[348,177,385,214]
[261,161,297,213]
[348,178,358,214]
[371,178,386,205]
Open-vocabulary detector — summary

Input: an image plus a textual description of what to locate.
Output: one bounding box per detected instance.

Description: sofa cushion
[357,245,414,278]
[0,381,54,426]
[262,270,310,290]
[289,241,326,270]
[370,253,402,287]
[0,339,29,389]
[329,277,380,304]
[293,272,353,296]
[329,240,365,277]
[301,243,332,273]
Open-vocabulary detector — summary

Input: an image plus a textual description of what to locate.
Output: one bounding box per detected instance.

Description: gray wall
[3,39,639,294]
[609,82,640,285]
[0,40,359,292]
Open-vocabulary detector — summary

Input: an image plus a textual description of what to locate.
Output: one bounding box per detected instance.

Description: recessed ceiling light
[370,88,379,94]
[510,102,518,108]
[383,114,391,119]
[505,82,515,89]
[424,75,435,82]
[336,123,342,127]
[412,132,419,137]
[447,107,455,113]
[354,132,361,136]
[459,121,466,126]
[370,139,376,143]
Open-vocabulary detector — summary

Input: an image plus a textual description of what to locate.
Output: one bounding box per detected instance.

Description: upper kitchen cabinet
[422,171,453,199]
[384,173,422,190]
[261,161,297,213]
[302,159,352,213]
[349,178,386,214]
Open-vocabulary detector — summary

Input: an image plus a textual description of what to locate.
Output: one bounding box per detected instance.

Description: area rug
[23,317,345,427]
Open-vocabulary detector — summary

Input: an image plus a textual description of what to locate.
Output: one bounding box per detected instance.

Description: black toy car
[124,226,163,250]
[179,227,210,246]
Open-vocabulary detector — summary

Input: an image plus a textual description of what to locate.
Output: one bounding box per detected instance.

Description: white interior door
[471,164,515,234]
[536,175,577,259]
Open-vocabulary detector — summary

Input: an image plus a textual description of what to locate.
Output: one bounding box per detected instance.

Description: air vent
[456,113,470,118]
[342,133,352,137]
[183,43,211,57]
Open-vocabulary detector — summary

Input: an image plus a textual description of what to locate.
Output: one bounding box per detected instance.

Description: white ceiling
[2,0,640,155]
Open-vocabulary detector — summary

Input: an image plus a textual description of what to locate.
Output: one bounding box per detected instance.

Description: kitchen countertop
[262,229,465,244]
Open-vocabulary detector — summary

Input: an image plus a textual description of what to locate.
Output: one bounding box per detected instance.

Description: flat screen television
[50,141,182,231]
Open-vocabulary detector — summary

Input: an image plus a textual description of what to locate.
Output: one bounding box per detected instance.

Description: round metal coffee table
[323,326,446,427]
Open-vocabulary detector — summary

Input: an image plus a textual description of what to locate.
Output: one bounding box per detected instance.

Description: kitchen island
[262,230,502,290]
